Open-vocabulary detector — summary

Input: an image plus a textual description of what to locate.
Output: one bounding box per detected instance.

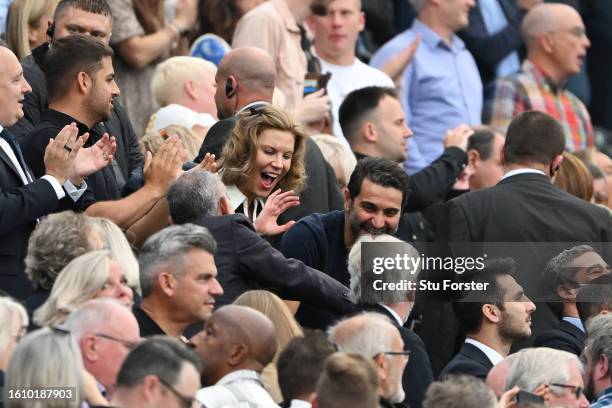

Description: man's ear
[158,271,177,296]
[373,353,388,382]
[184,80,197,100]
[168,215,174,225]
[80,334,99,362]
[362,121,377,143]
[550,154,563,177]
[227,343,248,366]
[467,149,480,167]
[219,196,233,215]
[141,375,161,401]
[556,283,578,301]
[540,33,555,54]
[482,303,502,324]
[343,188,351,212]
[595,354,610,381]
[77,71,92,94]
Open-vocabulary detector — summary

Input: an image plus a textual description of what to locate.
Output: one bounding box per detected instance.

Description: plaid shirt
[484,60,594,151]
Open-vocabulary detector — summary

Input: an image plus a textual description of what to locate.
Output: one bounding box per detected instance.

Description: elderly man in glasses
[328,312,410,408]
[505,347,589,407]
[64,298,141,401]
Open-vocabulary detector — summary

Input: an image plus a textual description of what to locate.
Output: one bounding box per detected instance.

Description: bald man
[192,305,279,407]
[194,47,344,229]
[484,3,593,152]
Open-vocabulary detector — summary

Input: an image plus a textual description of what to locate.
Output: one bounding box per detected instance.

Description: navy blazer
[439,342,494,380]
[533,319,586,356]
[458,0,525,86]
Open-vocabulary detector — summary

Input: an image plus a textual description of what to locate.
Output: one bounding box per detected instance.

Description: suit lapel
[462,343,494,370]
[0,143,25,184]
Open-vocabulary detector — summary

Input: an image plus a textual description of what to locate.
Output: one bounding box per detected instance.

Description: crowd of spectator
[1,0,612,407]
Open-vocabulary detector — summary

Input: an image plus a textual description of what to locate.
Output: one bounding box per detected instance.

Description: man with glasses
[110,336,202,408]
[440,258,536,380]
[483,3,593,151]
[583,314,612,408]
[505,347,589,407]
[328,313,410,408]
[65,298,141,400]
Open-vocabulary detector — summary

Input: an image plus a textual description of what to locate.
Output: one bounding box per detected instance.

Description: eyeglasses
[377,350,412,360]
[158,376,201,408]
[549,383,584,399]
[94,332,139,350]
[549,27,587,39]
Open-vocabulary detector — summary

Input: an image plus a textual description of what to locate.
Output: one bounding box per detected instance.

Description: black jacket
[439,342,494,380]
[190,214,357,315]
[533,319,586,356]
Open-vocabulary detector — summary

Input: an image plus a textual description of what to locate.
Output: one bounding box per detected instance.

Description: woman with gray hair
[3,326,84,407]
[0,297,28,387]
[34,250,133,327]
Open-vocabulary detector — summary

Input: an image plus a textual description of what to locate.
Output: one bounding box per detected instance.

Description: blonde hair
[554,151,593,201]
[234,290,303,403]
[90,218,140,294]
[5,0,57,60]
[151,56,217,106]
[34,250,117,326]
[221,106,307,195]
[312,133,357,187]
[141,124,204,160]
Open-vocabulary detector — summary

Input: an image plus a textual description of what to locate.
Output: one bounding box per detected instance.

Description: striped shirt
[591,387,612,408]
[484,60,594,151]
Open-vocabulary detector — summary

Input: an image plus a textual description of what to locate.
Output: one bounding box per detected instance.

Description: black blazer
[191,214,357,315]
[439,342,494,380]
[424,173,612,375]
[0,144,61,300]
[364,304,433,408]
[458,0,525,86]
[533,320,586,356]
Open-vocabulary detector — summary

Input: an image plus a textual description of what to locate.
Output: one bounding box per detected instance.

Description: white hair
[64,298,126,342]
[328,313,397,358]
[311,133,357,187]
[151,56,217,106]
[0,297,28,354]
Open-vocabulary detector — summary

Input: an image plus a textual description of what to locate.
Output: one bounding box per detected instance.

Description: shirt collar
[562,316,585,333]
[217,369,263,385]
[272,0,301,33]
[412,19,465,52]
[289,399,312,408]
[379,304,403,326]
[465,338,504,366]
[0,124,4,133]
[44,109,92,136]
[226,184,266,222]
[523,60,566,93]
[500,168,546,181]
[236,101,271,115]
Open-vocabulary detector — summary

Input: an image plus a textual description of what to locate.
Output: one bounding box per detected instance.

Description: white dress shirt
[464,338,504,366]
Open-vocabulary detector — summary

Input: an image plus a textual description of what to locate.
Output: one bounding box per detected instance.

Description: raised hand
[44,123,86,185]
[143,136,185,195]
[71,132,117,183]
[254,189,300,236]
[444,124,474,151]
[194,152,218,173]
[293,89,331,124]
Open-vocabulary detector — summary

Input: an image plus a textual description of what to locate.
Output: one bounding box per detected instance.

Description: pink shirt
[233,0,307,109]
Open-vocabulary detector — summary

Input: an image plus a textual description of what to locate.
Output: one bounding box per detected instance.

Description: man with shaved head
[484,3,593,151]
[195,47,343,227]
[192,304,279,407]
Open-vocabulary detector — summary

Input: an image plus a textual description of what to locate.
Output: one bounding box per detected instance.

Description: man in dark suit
[533,245,609,356]
[440,258,536,380]
[458,0,541,86]
[428,111,612,375]
[194,47,343,224]
[166,169,356,316]
[0,44,115,300]
[347,234,433,408]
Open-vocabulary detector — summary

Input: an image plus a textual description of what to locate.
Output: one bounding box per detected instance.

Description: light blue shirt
[370,20,483,174]
[478,0,520,77]
[562,316,585,333]
[0,0,11,35]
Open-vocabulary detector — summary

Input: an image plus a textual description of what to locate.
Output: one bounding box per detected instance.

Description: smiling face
[0,47,32,127]
[240,128,295,199]
[346,178,403,243]
[86,56,120,123]
[308,0,364,64]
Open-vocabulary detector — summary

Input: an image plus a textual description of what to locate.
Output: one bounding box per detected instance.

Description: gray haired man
[582,314,612,406]
[136,223,223,338]
[347,234,432,408]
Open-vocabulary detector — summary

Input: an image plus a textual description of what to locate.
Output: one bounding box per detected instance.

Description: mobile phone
[304,72,332,96]
[516,390,544,403]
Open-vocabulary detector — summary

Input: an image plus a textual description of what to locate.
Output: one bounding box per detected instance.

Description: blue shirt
[370,19,483,174]
[478,0,520,77]
[0,0,11,35]
[592,387,612,408]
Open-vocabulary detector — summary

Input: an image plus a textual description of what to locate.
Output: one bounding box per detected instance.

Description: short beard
[347,209,395,243]
[498,311,531,342]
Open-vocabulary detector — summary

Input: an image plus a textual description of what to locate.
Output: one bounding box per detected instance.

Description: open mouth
[261,172,279,189]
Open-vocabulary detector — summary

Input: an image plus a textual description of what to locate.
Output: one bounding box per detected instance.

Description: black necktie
[0,128,31,182]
